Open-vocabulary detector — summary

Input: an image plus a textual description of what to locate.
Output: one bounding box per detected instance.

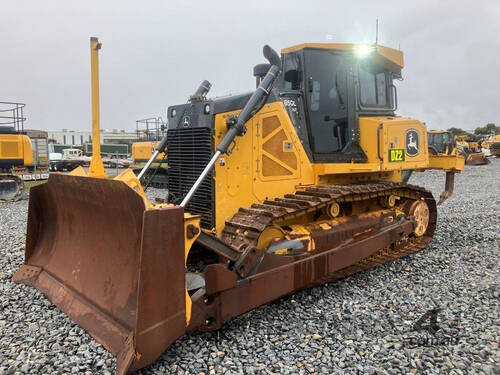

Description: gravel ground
[1,160,499,375]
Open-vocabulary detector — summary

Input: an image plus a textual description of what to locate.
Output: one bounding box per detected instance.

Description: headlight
[354,44,373,58]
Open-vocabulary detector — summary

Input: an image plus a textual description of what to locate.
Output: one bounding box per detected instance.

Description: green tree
[447,127,477,141]
[474,123,499,135]
[447,127,469,136]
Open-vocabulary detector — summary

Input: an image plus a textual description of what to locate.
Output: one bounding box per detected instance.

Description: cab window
[283,52,302,90]
[304,50,348,154]
[359,65,389,107]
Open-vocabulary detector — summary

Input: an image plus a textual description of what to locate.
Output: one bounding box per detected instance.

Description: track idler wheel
[408,200,430,236]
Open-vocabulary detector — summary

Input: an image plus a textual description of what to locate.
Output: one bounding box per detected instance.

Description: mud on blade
[13,174,188,374]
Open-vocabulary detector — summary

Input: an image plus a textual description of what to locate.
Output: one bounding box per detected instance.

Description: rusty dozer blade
[13,173,188,375]
[465,152,490,165]
[0,174,24,201]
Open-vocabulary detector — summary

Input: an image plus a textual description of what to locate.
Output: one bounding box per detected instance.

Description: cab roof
[428,130,449,134]
[281,43,404,74]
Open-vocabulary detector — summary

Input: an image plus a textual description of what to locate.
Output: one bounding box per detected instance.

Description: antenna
[375,19,379,44]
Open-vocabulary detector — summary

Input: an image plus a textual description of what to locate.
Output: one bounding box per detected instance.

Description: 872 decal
[388,149,405,162]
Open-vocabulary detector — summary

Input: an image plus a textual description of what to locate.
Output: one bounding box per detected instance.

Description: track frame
[188,182,437,332]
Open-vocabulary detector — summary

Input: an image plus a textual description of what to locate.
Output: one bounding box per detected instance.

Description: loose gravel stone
[1,161,499,374]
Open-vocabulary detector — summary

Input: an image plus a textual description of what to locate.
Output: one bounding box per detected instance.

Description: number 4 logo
[412,307,442,335]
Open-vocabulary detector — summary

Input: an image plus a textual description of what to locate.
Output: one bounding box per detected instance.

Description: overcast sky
[1,0,499,132]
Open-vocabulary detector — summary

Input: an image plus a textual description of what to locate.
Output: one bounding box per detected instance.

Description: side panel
[214,108,430,235]
[0,134,33,166]
[214,102,315,235]
[359,117,429,171]
[132,141,166,163]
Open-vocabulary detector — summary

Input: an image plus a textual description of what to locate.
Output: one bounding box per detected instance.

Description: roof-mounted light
[354,44,375,58]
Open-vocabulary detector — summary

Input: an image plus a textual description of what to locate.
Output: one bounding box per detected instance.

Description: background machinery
[454,134,490,165]
[483,134,500,157]
[427,130,489,166]
[0,102,49,200]
[14,41,464,374]
[49,148,89,172]
[131,117,168,187]
[427,130,457,156]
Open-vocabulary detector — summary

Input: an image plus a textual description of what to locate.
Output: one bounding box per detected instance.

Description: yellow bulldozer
[426,130,489,165]
[13,41,464,374]
[454,134,490,165]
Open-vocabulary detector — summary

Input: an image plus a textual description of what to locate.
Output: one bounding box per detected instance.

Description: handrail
[0,102,26,131]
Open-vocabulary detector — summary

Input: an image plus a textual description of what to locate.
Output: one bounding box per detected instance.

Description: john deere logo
[406,129,419,157]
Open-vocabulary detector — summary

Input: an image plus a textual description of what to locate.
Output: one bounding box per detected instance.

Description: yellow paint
[212,102,463,236]
[182,213,201,325]
[426,155,465,172]
[0,134,33,166]
[67,166,87,177]
[132,141,166,163]
[358,116,429,171]
[281,43,404,72]
[113,168,151,208]
[284,224,313,251]
[257,225,286,249]
[88,37,107,179]
[214,102,315,235]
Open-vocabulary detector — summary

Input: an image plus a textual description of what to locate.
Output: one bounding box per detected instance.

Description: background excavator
[14,40,464,374]
[0,102,49,200]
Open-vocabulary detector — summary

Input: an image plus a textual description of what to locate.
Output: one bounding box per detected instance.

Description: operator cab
[428,130,456,155]
[277,43,402,163]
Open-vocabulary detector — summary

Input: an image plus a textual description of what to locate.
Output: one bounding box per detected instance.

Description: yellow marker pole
[88,37,107,178]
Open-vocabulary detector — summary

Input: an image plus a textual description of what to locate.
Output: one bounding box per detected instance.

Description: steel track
[222,182,437,280]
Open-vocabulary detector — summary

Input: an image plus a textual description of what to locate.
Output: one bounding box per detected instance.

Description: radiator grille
[167,128,214,229]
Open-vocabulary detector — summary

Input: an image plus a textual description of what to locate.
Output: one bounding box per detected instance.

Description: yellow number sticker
[388,149,405,162]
